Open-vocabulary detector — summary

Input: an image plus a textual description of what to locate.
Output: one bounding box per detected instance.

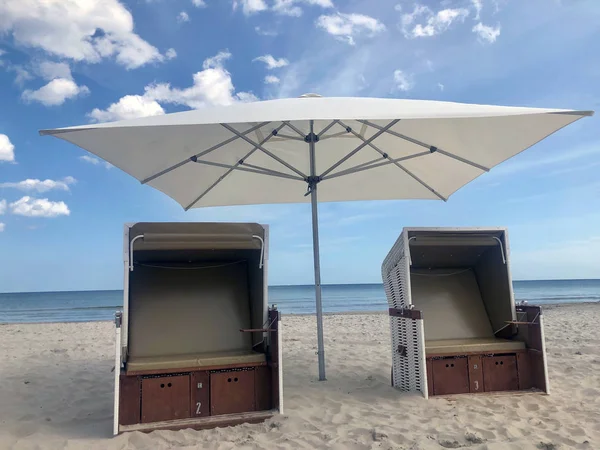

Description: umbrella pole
[309,120,326,381]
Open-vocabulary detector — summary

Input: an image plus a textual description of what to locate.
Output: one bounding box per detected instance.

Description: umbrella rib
[358,120,490,172]
[221,123,307,178]
[317,120,339,138]
[333,155,386,173]
[337,120,446,200]
[141,121,270,184]
[322,151,431,180]
[238,161,303,179]
[184,123,288,210]
[282,121,307,138]
[393,163,447,201]
[319,119,400,178]
[319,120,356,140]
[319,130,356,141]
[319,118,395,173]
[192,159,302,180]
[273,133,305,141]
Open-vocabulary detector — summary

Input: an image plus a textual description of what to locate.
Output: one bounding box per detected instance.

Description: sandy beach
[1,303,599,449]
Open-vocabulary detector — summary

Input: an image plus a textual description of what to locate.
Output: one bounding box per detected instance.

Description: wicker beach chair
[113,222,282,433]
[382,228,549,397]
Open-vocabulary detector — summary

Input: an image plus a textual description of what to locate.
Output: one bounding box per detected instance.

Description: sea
[0,280,599,324]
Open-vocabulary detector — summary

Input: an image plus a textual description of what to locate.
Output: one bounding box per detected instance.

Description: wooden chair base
[425,348,542,396]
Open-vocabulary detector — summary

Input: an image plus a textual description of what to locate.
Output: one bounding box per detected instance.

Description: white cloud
[165,48,177,60]
[265,75,280,84]
[9,196,70,218]
[0,199,6,214]
[316,13,386,45]
[143,51,257,109]
[255,26,278,36]
[0,176,76,193]
[274,0,333,16]
[177,11,190,23]
[233,0,268,15]
[37,61,72,80]
[0,134,16,162]
[437,82,445,91]
[273,0,332,16]
[0,223,4,232]
[235,91,259,102]
[253,54,289,69]
[272,0,302,16]
[10,65,34,85]
[0,0,166,69]
[79,155,113,168]
[88,95,165,122]
[303,0,333,6]
[88,51,256,120]
[401,5,469,38]
[393,69,414,91]
[394,4,402,12]
[473,22,501,43]
[200,52,231,70]
[22,78,90,106]
[235,0,331,16]
[192,0,206,6]
[472,0,483,20]
[400,5,430,33]
[79,155,100,165]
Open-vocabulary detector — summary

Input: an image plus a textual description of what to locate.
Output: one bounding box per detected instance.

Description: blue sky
[0,0,599,293]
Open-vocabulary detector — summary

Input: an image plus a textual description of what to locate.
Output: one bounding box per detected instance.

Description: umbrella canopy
[41,96,593,380]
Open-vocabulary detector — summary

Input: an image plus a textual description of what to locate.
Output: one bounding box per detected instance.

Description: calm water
[1,280,599,323]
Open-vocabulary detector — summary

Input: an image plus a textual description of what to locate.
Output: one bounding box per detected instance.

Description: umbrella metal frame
[137,118,490,381]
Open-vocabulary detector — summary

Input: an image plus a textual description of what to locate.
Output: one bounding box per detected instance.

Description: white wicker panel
[381,230,407,279]
[382,231,426,396]
[384,256,409,309]
[389,316,426,393]
[383,268,395,308]
[408,318,426,392]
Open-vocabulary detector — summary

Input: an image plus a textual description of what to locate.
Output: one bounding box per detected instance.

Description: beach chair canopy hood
[41,96,593,380]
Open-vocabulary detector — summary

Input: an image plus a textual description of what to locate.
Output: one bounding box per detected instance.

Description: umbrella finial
[299,93,322,98]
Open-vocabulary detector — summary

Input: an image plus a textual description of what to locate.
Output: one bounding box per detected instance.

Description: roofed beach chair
[382,228,549,397]
[113,222,282,433]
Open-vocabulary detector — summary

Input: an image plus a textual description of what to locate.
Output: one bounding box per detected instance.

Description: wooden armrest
[239,328,275,333]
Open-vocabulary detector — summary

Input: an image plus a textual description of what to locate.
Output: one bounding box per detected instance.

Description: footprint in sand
[525,403,541,412]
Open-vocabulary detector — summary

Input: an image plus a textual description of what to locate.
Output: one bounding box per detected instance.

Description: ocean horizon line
[2,278,600,295]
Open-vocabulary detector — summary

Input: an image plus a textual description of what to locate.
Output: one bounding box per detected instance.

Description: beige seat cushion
[127,350,266,372]
[425,338,525,356]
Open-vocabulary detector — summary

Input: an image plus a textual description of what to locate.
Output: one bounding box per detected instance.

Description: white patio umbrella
[41,95,592,381]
